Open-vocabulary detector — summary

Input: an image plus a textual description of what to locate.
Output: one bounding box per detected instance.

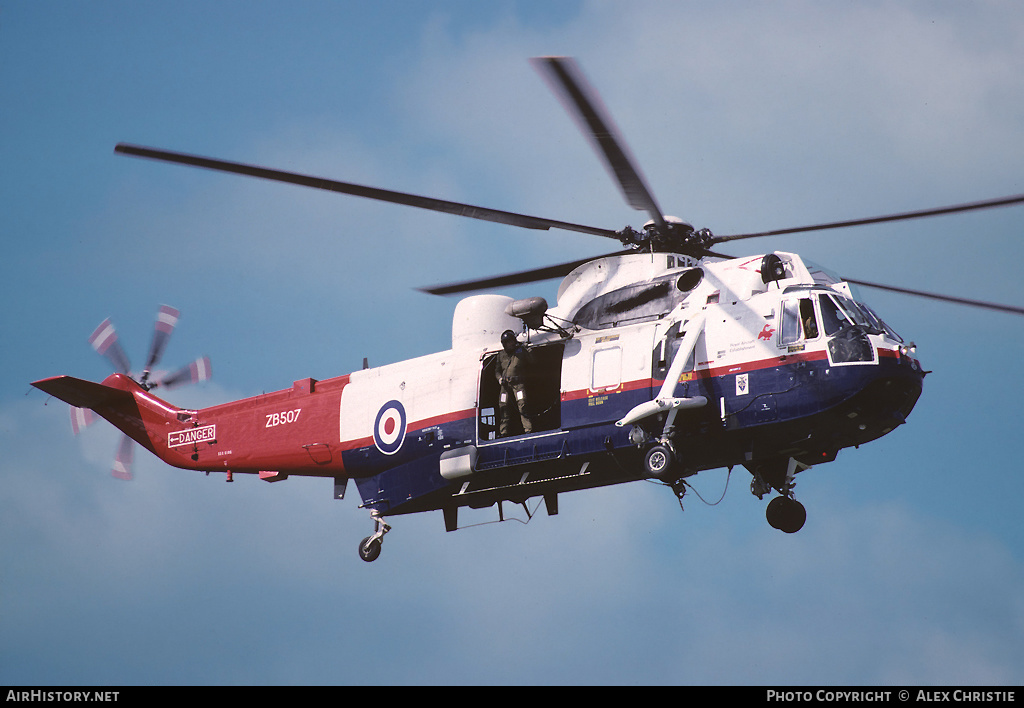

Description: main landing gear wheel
[766,496,806,534]
[644,444,674,478]
[358,511,391,562]
[358,535,382,562]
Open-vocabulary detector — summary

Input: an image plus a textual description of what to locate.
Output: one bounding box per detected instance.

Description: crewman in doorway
[496,329,534,436]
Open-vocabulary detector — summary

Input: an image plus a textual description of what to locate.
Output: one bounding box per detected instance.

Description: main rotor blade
[844,277,1024,316]
[115,143,620,240]
[532,57,667,232]
[420,250,634,295]
[714,193,1024,243]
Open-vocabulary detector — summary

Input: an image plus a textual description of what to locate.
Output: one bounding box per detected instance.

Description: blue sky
[3,1,1024,686]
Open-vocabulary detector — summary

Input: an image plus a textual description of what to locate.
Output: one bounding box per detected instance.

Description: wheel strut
[358,510,391,562]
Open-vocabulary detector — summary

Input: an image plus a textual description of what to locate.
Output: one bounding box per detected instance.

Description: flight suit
[495,343,535,436]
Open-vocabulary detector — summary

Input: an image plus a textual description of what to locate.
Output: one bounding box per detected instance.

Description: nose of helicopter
[840,354,925,446]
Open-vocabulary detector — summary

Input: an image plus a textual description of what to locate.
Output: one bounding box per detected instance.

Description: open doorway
[478,341,565,441]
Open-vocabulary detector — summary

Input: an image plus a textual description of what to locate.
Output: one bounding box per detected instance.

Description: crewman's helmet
[501,329,517,351]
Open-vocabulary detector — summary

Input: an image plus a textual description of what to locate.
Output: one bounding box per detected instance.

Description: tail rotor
[140,304,179,389]
[88,317,131,375]
[151,356,212,390]
[111,434,135,481]
[71,304,211,480]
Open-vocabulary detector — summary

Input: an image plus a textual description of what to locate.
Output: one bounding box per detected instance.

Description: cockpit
[780,287,903,364]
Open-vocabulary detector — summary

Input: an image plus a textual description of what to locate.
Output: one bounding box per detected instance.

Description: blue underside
[348,353,924,516]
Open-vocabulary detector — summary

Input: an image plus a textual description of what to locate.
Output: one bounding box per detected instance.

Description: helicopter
[32,57,1024,562]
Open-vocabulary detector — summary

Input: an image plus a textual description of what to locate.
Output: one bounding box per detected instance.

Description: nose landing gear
[765,495,806,534]
[748,457,809,534]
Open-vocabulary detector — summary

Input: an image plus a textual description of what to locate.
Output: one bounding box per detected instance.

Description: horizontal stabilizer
[32,375,136,410]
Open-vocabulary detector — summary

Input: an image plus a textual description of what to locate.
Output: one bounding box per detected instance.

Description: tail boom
[33,373,353,478]
[34,374,181,457]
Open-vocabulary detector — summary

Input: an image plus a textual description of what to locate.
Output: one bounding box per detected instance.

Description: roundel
[373,400,407,455]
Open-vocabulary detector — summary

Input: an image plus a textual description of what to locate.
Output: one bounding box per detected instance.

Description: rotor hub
[620,216,714,256]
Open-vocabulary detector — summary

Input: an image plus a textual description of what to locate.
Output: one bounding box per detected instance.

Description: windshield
[853,302,904,342]
[817,292,877,364]
[818,293,871,336]
[819,292,904,342]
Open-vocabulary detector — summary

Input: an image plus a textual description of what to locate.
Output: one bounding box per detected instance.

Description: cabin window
[780,300,800,345]
[780,298,818,345]
[591,346,622,391]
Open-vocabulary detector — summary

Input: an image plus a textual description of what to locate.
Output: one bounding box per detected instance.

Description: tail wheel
[358,536,382,562]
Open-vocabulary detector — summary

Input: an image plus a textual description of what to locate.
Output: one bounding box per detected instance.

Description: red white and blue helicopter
[32,57,1024,561]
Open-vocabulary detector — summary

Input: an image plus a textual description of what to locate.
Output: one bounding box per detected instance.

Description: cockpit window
[818,294,844,336]
[818,293,864,336]
[780,297,819,345]
[856,302,904,343]
[817,293,876,364]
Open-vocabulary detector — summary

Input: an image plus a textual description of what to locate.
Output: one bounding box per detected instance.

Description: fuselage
[42,251,923,521]
[128,251,922,518]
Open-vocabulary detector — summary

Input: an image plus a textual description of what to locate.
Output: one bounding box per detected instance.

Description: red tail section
[34,372,353,479]
[33,374,186,457]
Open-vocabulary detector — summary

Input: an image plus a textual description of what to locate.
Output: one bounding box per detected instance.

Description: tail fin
[34,375,137,410]
[33,373,181,453]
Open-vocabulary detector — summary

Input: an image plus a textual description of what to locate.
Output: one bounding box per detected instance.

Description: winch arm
[616,312,708,428]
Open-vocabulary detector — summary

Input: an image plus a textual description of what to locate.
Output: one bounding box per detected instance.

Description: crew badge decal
[373,400,407,455]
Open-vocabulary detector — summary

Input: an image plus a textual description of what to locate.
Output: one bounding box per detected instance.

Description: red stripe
[339,347,901,451]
